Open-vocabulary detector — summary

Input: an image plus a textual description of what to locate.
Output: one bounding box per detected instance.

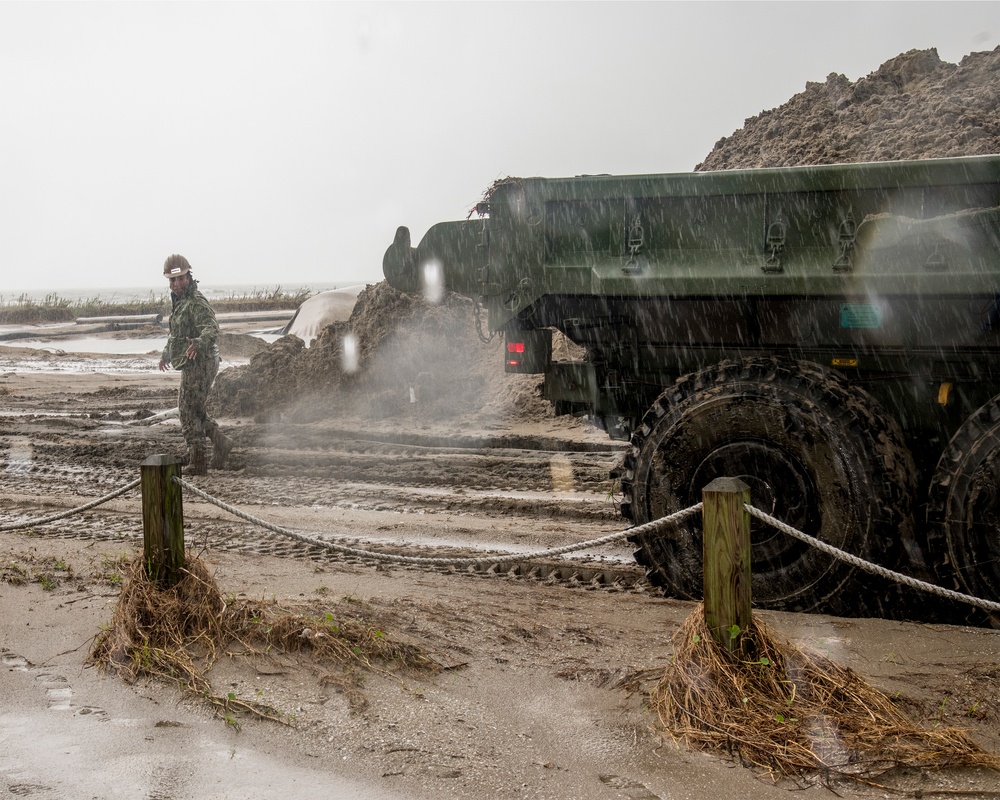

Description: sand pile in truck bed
[697,47,1000,169]
[211,47,1000,426]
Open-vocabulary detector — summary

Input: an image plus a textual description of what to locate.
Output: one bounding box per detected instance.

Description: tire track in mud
[0,502,649,593]
[0,469,617,524]
[0,413,644,592]
[242,424,623,495]
[3,415,624,496]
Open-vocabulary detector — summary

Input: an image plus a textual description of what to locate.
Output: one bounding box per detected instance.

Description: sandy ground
[3,335,1000,800]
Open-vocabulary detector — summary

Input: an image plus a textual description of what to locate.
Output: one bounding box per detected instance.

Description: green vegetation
[0,286,313,325]
[1,555,74,590]
[213,286,313,313]
[100,551,130,587]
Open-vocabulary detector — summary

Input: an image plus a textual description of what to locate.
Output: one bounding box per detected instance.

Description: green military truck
[383,155,1000,614]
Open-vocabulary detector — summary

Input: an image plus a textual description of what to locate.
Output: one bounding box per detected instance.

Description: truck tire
[927,395,1000,600]
[619,357,916,613]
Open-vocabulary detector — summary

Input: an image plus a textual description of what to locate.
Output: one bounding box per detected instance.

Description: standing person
[158,254,233,474]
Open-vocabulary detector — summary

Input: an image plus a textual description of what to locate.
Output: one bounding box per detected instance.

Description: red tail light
[507,341,526,366]
[504,331,552,374]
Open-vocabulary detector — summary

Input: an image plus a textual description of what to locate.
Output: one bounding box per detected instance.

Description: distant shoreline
[1,280,377,306]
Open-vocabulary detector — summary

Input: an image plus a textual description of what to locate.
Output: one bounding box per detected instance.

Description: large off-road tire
[927,395,1000,601]
[619,358,916,613]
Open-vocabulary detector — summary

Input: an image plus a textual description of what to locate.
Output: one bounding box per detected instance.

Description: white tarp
[282,285,365,346]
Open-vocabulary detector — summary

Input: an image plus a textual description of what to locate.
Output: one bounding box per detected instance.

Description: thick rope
[175,476,701,567]
[3,469,999,616]
[178,478,1000,614]
[745,504,1000,615]
[0,478,141,533]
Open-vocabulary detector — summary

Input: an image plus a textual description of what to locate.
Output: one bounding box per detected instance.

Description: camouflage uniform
[162,281,227,470]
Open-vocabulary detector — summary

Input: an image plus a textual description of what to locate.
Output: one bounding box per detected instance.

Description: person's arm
[186,297,220,358]
[159,331,173,371]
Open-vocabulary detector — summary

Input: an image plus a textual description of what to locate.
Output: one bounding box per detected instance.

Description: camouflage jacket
[161,284,220,369]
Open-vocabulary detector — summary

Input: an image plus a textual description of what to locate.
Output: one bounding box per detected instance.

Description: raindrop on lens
[422,260,444,304]
[342,332,358,374]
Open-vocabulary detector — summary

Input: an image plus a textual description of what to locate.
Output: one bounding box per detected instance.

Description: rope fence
[743,504,1000,615]
[3,469,1000,615]
[0,478,141,533]
[175,476,701,567]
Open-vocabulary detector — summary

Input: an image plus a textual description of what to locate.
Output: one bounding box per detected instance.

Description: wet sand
[3,335,1000,799]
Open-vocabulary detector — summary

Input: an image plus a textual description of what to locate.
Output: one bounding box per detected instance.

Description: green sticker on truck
[840,304,882,329]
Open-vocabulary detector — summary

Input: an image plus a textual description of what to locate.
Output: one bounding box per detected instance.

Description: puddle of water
[313,528,633,563]
[4,329,279,356]
[8,337,166,355]
[0,409,80,417]
[0,711,408,800]
[381,483,601,504]
[1,331,276,374]
[0,355,162,374]
[0,354,253,375]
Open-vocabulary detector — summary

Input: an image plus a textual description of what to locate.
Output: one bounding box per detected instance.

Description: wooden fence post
[702,477,752,652]
[140,454,185,587]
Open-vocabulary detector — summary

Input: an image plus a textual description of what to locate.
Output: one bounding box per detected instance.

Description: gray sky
[1,1,996,293]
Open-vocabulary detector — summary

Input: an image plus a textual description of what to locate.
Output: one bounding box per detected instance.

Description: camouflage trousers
[179,354,221,454]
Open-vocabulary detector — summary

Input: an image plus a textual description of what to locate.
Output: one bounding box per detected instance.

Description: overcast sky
[1,2,996,294]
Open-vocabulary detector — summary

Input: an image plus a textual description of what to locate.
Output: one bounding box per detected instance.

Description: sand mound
[698,47,1000,170]
[212,46,999,426]
[217,332,269,360]
[210,281,569,425]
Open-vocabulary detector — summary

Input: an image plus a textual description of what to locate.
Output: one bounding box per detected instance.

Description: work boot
[183,447,208,476]
[209,430,233,470]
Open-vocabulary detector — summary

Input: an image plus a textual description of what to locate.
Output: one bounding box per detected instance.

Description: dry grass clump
[90,557,225,688]
[89,555,443,723]
[652,605,1000,781]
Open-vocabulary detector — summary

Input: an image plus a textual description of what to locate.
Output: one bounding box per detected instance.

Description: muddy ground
[2,340,1000,800]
